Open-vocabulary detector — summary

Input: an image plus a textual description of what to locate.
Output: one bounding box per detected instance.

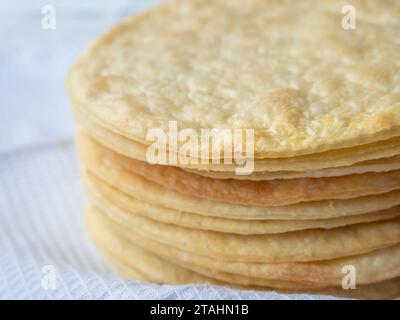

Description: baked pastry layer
[67,0,400,158]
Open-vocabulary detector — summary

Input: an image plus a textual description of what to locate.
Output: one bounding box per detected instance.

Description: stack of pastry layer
[66,0,400,299]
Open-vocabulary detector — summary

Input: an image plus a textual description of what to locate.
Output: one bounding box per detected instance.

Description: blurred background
[1,0,161,152]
